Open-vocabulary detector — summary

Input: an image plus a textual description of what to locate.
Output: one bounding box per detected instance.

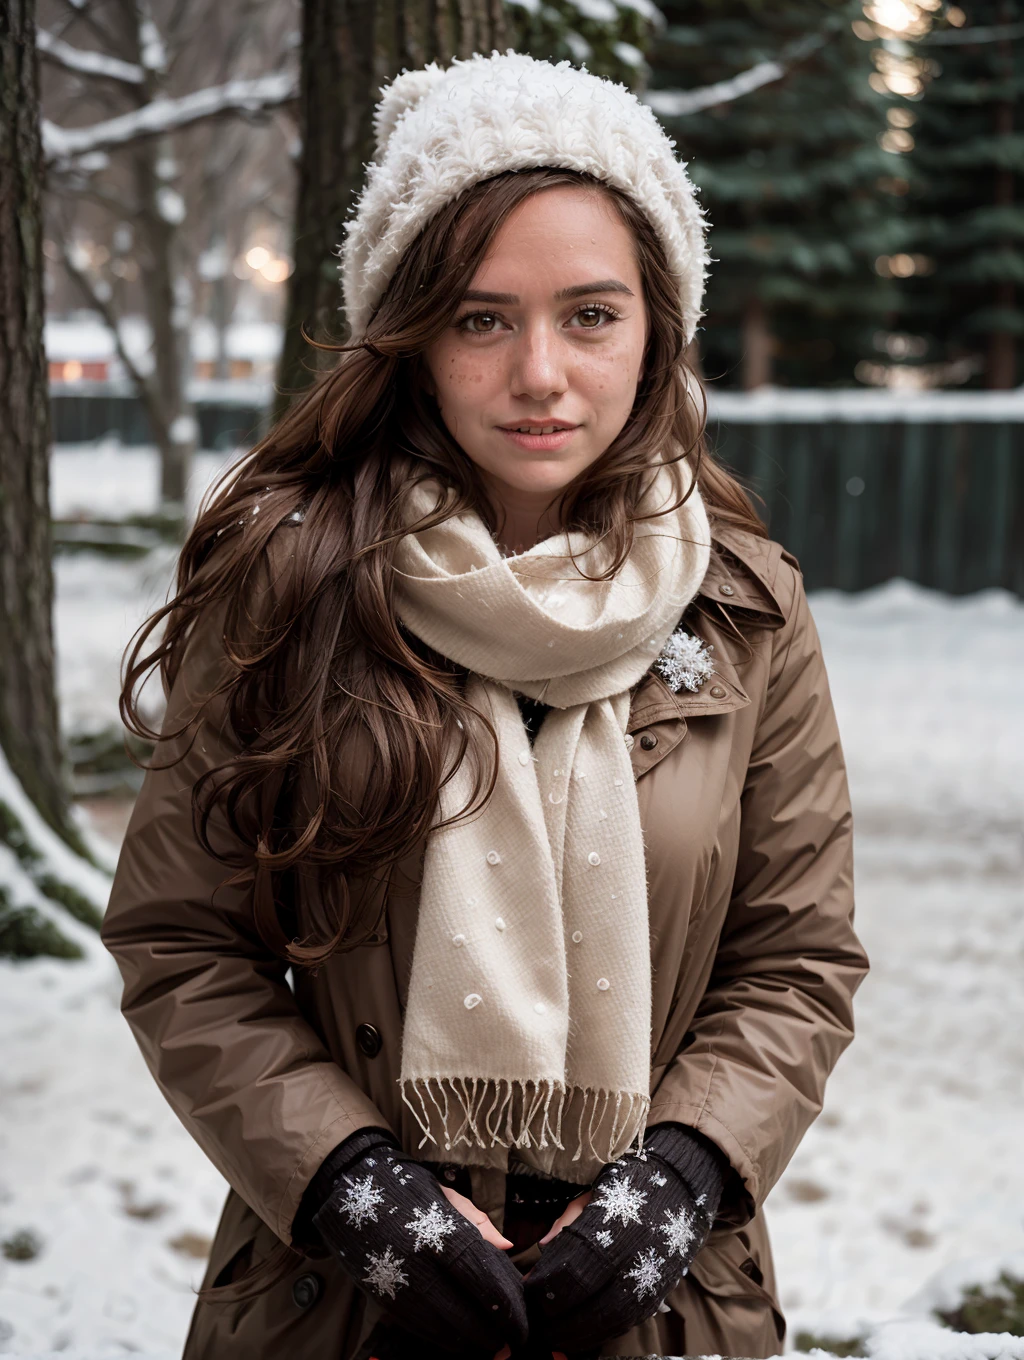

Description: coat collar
[627,525,785,745]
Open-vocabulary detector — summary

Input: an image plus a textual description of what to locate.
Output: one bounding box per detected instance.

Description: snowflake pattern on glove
[626,1246,666,1299]
[338,1174,385,1229]
[405,1201,458,1253]
[594,1229,614,1248]
[654,629,715,694]
[363,1245,410,1299]
[660,1205,697,1258]
[594,1174,648,1227]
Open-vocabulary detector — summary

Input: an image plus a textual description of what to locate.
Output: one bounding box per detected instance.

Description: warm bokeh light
[245,245,271,270]
[875,253,936,278]
[880,128,915,153]
[259,257,292,284]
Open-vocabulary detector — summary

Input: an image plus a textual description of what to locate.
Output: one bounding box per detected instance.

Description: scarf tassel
[400,1076,650,1173]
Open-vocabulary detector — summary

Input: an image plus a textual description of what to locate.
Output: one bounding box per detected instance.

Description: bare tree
[273,0,507,413]
[0,0,71,843]
[39,0,298,510]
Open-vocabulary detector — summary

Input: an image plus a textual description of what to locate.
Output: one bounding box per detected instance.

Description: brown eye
[458,311,500,334]
[570,303,620,330]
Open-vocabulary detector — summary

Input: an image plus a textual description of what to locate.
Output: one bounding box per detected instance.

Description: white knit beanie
[340,49,709,346]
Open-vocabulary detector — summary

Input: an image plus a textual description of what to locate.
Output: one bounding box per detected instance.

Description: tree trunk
[986,40,1016,390]
[273,0,507,417]
[134,139,196,507]
[0,0,73,841]
[741,295,773,390]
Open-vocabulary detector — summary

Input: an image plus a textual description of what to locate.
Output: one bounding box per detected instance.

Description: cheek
[436,349,501,400]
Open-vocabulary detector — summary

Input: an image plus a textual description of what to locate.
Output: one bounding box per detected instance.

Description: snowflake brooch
[594,1174,648,1228]
[363,1245,409,1299]
[654,628,715,694]
[626,1246,666,1299]
[406,1201,458,1253]
[338,1174,385,1229]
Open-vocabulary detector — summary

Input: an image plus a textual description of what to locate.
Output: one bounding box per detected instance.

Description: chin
[484,454,595,499]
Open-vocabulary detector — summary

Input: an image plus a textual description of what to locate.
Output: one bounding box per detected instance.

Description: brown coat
[101,522,867,1359]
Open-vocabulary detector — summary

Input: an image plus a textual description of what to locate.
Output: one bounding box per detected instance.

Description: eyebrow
[460,279,635,305]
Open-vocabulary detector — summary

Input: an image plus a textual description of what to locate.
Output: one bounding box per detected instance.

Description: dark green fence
[707,392,1023,597]
[50,385,1024,596]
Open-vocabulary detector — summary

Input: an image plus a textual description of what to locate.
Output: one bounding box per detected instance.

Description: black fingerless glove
[301,1128,528,1357]
[524,1122,726,1352]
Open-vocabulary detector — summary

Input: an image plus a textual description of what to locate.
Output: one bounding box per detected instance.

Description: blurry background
[0,2,1022,1356]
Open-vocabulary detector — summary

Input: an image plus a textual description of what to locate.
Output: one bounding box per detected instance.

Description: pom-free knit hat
[340,49,709,346]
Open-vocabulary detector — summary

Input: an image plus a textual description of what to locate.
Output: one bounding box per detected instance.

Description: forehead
[467,185,640,292]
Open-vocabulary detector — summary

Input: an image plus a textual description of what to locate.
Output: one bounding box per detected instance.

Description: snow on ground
[51,443,235,523]
[765,587,1024,1341]
[0,448,1022,1356]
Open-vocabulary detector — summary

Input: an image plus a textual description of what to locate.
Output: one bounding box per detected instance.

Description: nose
[509,321,568,403]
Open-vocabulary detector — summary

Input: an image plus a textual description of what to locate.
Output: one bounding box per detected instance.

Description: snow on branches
[42,72,296,164]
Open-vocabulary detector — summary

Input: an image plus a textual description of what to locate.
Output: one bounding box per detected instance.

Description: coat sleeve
[647,561,869,1227]
[100,560,393,1247]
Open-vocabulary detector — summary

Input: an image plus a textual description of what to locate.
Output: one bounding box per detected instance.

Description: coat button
[710,685,726,699]
[292,1272,322,1309]
[639,733,658,750]
[719,583,735,596]
[440,1163,459,1183]
[355,1023,383,1058]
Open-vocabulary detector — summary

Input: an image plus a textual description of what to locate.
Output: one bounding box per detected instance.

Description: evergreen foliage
[898,3,1024,388]
[646,1,904,387]
[0,885,83,961]
[937,1270,1024,1336]
[508,0,664,89]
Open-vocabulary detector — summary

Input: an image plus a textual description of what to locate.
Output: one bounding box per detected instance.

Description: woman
[102,50,867,1360]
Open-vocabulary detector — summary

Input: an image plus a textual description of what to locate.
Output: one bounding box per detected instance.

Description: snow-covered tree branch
[42,71,295,163]
[36,27,145,84]
[642,29,831,117]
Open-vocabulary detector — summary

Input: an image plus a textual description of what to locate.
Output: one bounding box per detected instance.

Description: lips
[498,423,578,433]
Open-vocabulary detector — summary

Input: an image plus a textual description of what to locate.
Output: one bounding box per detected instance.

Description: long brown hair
[122,167,765,974]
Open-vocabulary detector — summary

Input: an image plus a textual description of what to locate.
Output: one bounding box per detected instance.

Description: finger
[444,1233,529,1346]
[525,1224,617,1314]
[441,1185,514,1250]
[493,1349,512,1360]
[538,1190,592,1245]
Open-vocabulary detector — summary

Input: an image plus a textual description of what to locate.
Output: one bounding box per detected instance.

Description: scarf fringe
[400,1076,650,1170]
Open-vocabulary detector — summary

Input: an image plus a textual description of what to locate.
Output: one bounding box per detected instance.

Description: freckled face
[422,185,648,509]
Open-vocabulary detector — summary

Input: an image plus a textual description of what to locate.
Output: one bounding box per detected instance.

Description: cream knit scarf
[392,460,711,1182]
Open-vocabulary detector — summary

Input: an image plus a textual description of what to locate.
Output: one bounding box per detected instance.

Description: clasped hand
[313,1126,717,1358]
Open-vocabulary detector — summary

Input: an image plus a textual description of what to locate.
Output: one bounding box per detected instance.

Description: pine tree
[898,2,1024,388]
[507,0,663,87]
[647,1,904,387]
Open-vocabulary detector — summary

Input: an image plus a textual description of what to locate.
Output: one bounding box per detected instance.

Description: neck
[485,481,562,556]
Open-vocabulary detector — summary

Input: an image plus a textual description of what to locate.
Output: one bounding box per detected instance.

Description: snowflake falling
[626,1247,666,1299]
[338,1174,385,1229]
[654,629,715,694]
[661,1205,698,1258]
[594,1229,614,1248]
[595,1174,648,1227]
[651,1172,667,1188]
[406,1201,458,1253]
[363,1246,409,1299]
